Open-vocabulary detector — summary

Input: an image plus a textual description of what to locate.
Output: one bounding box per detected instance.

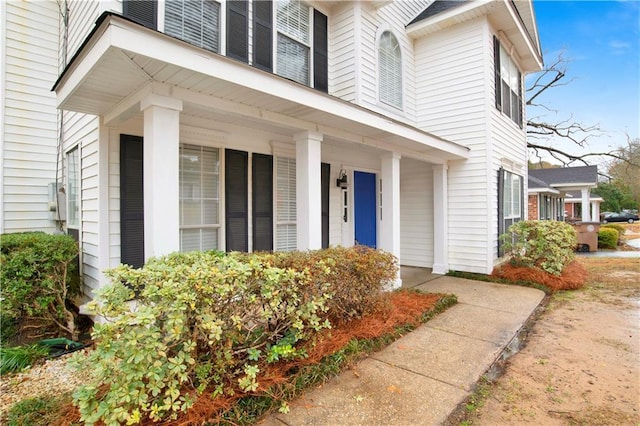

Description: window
[165,0,220,53]
[276,0,311,85]
[493,36,522,127]
[179,144,220,251]
[378,31,402,108]
[67,147,80,229]
[498,168,523,256]
[275,156,296,251]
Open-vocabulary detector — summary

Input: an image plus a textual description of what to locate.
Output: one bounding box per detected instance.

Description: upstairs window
[165,0,221,53]
[276,0,311,85]
[494,36,523,127]
[378,31,402,108]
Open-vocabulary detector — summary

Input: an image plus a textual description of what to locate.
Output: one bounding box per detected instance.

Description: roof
[409,1,468,25]
[529,166,598,187]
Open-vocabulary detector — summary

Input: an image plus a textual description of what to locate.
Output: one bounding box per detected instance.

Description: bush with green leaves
[0,232,81,340]
[601,224,625,242]
[598,228,619,249]
[242,246,398,325]
[71,247,397,425]
[500,220,577,276]
[0,344,49,375]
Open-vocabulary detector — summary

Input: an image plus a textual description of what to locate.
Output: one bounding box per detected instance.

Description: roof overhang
[528,187,561,195]
[406,0,543,72]
[53,13,469,163]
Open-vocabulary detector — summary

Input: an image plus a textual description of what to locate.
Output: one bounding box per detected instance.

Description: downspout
[55,0,69,232]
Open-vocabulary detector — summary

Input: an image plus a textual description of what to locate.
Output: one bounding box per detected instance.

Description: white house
[1,0,543,306]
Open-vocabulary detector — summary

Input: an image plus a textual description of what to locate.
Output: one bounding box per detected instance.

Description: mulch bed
[491,260,588,292]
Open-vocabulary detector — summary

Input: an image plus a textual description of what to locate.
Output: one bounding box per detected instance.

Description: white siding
[329,4,357,102]
[400,158,433,267]
[1,1,59,233]
[414,18,492,273]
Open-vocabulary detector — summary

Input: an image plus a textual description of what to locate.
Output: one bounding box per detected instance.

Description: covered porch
[53,13,469,293]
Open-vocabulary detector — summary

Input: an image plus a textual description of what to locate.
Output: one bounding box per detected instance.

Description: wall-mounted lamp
[336,169,349,188]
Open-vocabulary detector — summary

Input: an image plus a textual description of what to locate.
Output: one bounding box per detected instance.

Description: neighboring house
[528,166,601,222]
[2,0,543,307]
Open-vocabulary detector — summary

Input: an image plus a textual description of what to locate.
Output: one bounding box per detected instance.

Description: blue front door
[354,171,377,248]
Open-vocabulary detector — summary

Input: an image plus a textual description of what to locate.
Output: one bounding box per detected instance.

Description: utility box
[571,222,600,252]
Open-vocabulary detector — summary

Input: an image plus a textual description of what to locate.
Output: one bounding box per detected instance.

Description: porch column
[380,152,401,288]
[591,200,600,222]
[581,188,591,222]
[432,164,448,274]
[295,131,322,250]
[141,94,183,260]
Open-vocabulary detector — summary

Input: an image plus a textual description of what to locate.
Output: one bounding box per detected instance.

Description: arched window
[378,31,402,108]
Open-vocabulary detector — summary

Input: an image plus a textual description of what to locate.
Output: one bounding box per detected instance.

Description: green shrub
[243,246,398,324]
[598,228,619,249]
[601,224,625,242]
[0,344,49,375]
[500,220,577,276]
[71,247,397,425]
[0,232,81,340]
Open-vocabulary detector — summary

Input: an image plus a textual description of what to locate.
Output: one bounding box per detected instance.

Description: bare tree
[525,54,632,168]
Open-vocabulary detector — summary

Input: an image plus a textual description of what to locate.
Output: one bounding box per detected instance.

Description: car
[602,212,639,223]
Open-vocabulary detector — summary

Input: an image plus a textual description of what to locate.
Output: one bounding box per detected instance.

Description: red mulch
[54,290,444,426]
[491,260,587,291]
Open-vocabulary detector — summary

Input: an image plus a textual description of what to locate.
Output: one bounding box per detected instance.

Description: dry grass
[576,257,640,291]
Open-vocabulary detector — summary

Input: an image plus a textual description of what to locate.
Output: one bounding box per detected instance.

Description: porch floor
[400,265,442,288]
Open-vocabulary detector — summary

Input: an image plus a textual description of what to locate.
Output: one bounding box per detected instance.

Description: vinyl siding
[2,1,59,233]
[400,158,433,267]
[414,18,491,273]
[329,4,356,102]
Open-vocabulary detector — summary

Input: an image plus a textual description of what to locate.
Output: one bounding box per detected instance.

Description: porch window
[165,0,220,53]
[66,147,80,229]
[378,31,402,108]
[493,36,522,127]
[497,168,523,255]
[275,156,296,251]
[179,144,220,251]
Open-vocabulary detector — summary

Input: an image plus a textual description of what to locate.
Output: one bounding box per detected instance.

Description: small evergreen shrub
[601,224,625,242]
[598,228,619,249]
[500,220,577,276]
[245,246,398,324]
[71,247,397,425]
[0,344,49,375]
[0,232,81,340]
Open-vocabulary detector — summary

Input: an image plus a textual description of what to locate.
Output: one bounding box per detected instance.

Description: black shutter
[497,167,504,257]
[493,36,501,111]
[253,0,272,71]
[517,70,523,128]
[321,162,330,248]
[120,135,145,268]
[313,9,328,93]
[252,154,273,251]
[225,149,248,252]
[123,0,157,30]
[227,0,248,63]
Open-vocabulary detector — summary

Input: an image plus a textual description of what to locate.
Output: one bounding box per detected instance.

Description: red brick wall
[528,195,538,220]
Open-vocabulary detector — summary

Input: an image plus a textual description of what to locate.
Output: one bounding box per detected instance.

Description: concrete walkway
[259,274,545,426]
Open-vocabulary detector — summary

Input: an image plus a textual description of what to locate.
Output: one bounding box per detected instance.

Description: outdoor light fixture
[336,169,349,188]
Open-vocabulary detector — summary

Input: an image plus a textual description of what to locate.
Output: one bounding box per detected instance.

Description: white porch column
[432,164,448,274]
[591,200,600,222]
[581,188,591,222]
[141,94,183,260]
[380,152,401,289]
[295,131,322,250]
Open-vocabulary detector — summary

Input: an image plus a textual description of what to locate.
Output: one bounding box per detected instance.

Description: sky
[529,0,640,168]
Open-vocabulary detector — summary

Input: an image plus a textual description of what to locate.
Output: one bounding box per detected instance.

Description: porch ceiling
[53,13,469,163]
